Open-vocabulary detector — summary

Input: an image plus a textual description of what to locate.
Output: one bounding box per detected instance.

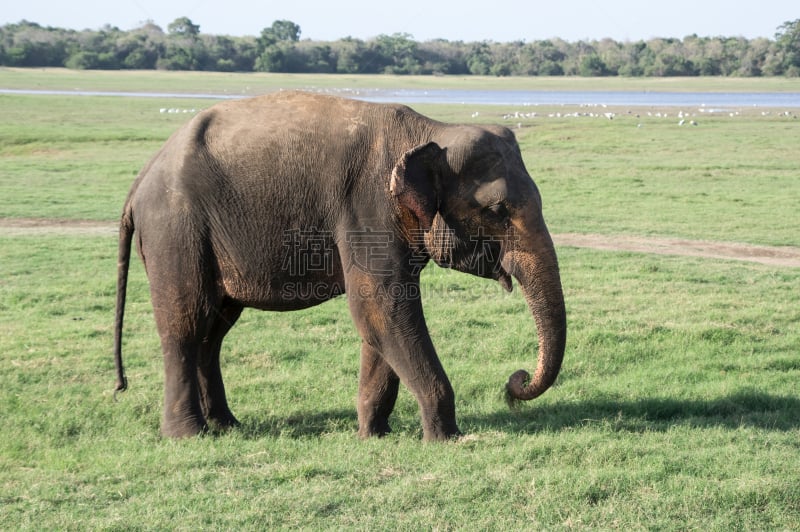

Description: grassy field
[1,70,799,529]
[3,66,800,93]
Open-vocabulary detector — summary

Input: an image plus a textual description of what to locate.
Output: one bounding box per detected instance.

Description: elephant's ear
[390,142,443,231]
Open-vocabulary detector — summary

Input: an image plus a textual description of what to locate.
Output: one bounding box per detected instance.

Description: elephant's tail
[113,203,134,397]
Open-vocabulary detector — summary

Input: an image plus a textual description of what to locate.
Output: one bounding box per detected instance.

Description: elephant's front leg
[347,277,461,441]
[357,341,400,438]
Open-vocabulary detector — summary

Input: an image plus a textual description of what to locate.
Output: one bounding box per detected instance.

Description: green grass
[2,237,798,528]
[1,70,799,529]
[514,108,800,246]
[2,83,798,245]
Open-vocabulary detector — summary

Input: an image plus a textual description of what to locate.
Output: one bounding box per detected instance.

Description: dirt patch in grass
[2,218,799,268]
[0,218,117,237]
[555,233,800,268]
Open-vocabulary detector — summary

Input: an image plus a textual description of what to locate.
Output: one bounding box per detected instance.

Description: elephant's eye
[487,202,509,220]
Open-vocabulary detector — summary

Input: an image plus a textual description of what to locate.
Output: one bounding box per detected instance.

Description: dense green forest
[2,18,799,76]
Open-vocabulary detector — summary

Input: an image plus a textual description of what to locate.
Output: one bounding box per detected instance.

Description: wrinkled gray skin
[114,91,566,441]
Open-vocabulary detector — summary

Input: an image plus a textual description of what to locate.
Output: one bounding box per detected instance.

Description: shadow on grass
[466,390,800,434]
[223,391,798,440]
[234,409,358,439]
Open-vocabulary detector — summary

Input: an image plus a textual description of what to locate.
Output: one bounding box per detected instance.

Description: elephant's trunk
[502,228,566,404]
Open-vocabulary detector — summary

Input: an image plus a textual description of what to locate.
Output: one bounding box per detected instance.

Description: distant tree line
[2,18,800,76]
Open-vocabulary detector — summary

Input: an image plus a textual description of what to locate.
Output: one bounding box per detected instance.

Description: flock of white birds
[156,104,797,131]
[489,105,798,129]
[159,108,197,114]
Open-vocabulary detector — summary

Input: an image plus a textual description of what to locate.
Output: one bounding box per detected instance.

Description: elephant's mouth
[432,249,511,292]
[494,264,513,293]
[425,225,512,291]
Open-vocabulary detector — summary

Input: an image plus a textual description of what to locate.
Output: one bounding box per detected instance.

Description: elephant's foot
[422,423,462,442]
[358,416,392,439]
[200,388,239,431]
[206,410,240,431]
[420,400,461,442]
[161,415,208,438]
[161,395,209,438]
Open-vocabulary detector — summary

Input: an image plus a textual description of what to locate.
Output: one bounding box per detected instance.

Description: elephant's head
[390,125,567,403]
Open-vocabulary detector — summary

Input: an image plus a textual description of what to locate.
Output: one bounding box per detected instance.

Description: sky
[2,0,797,42]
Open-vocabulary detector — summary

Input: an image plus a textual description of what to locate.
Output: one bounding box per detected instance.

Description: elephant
[113,90,566,441]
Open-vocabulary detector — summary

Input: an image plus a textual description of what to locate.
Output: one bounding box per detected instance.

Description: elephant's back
[181,92,370,186]
[201,91,374,139]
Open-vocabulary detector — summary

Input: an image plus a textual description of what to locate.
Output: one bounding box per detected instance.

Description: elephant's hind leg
[159,335,208,438]
[147,245,219,438]
[357,341,400,438]
[198,302,243,430]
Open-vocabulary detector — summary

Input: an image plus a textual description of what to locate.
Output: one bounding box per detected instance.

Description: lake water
[359,88,800,108]
[2,87,799,108]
